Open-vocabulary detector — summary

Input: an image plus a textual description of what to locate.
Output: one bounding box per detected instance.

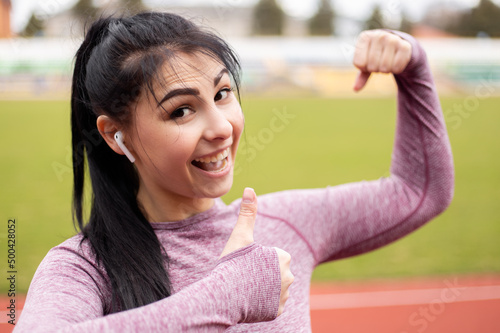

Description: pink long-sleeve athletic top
[15,32,454,332]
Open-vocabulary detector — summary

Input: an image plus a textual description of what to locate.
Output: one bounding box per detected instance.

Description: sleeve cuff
[213,243,281,323]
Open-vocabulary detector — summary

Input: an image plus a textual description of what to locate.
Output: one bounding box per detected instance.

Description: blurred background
[1,0,499,331]
[1,0,500,98]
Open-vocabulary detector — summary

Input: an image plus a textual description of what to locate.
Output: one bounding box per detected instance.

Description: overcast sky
[10,0,490,32]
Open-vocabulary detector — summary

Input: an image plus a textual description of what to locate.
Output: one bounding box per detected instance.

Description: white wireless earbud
[114,131,135,163]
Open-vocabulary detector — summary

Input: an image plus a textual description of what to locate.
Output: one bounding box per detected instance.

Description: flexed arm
[324,30,455,261]
[257,30,454,265]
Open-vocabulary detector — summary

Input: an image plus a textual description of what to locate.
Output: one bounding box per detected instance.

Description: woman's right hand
[220,187,294,316]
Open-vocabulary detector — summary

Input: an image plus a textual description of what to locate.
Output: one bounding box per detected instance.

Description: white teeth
[194,148,230,163]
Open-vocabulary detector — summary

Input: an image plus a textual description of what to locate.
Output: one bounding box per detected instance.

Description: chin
[193,172,234,199]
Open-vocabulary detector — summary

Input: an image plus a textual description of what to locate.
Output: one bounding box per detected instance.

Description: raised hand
[353,30,412,92]
[220,187,294,316]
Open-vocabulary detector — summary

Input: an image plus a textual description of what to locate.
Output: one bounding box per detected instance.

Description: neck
[137,186,214,222]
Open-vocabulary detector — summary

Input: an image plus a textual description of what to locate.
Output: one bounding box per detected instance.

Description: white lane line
[310,285,500,310]
[2,286,499,322]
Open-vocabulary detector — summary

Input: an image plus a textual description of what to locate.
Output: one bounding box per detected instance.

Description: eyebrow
[157,68,229,107]
[214,68,229,87]
[157,87,199,107]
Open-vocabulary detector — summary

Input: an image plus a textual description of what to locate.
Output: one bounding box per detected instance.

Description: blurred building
[156,5,309,38]
[0,0,11,38]
[40,3,309,39]
[42,10,80,38]
[422,2,466,31]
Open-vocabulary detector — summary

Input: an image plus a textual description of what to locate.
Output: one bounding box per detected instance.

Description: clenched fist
[353,30,412,92]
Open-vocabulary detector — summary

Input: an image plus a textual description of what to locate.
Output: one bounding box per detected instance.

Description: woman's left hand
[352,30,412,92]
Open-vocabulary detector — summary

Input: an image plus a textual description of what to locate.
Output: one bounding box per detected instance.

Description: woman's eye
[215,88,232,102]
[170,107,192,119]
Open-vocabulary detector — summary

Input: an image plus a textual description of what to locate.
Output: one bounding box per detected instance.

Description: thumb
[353,71,371,92]
[219,187,257,258]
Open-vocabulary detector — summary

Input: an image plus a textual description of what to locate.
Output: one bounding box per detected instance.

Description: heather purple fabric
[15,33,454,332]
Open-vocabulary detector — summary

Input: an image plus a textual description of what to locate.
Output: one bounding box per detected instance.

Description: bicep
[317,176,423,263]
[257,179,423,266]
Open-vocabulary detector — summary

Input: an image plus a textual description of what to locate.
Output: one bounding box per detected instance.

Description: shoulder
[37,234,105,280]
[259,188,332,214]
[30,233,110,301]
[46,233,93,260]
[23,234,113,322]
[227,188,333,219]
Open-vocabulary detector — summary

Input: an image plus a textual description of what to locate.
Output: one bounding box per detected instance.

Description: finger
[274,247,294,316]
[220,187,257,258]
[353,71,371,92]
[379,37,397,73]
[276,248,293,290]
[392,40,412,74]
[352,31,372,72]
[365,32,384,73]
[238,187,257,222]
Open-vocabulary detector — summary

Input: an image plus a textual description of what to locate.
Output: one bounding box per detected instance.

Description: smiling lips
[192,147,230,172]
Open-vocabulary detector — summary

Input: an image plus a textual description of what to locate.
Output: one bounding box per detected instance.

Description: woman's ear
[96,115,135,159]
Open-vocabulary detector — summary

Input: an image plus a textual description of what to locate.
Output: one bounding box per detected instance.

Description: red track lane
[310,275,500,333]
[2,275,500,333]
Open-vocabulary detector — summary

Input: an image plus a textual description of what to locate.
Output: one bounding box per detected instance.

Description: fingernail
[242,187,255,203]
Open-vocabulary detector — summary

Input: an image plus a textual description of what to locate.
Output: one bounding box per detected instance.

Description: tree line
[21,0,500,38]
[355,0,500,37]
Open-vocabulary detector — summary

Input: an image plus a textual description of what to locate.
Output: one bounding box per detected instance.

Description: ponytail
[71,16,172,312]
[71,18,109,230]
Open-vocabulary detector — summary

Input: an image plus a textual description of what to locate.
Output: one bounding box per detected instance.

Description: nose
[203,107,233,141]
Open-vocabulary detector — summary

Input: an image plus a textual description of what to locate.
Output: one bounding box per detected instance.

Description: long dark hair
[71,12,241,312]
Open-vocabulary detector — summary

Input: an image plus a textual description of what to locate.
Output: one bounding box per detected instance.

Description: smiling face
[124,52,244,221]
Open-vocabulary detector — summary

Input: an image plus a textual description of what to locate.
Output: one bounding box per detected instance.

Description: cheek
[133,122,192,169]
[151,133,197,169]
[230,106,245,141]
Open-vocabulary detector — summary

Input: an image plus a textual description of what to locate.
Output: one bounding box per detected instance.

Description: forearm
[391,31,454,213]
[57,276,236,333]
[15,244,281,333]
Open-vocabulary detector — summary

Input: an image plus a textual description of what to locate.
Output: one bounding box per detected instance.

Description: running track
[2,275,499,332]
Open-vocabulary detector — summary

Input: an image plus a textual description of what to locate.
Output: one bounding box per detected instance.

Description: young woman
[15,11,454,332]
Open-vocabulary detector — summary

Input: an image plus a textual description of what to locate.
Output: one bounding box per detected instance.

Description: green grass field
[1,97,499,293]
